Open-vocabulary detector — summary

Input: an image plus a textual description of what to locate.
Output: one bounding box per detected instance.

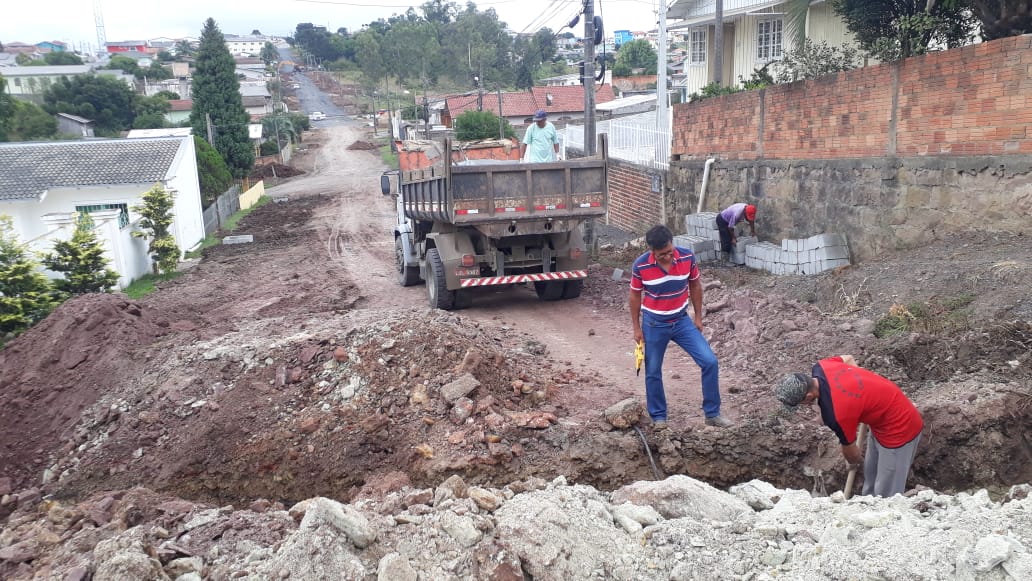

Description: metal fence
[202,184,241,235]
[562,118,671,170]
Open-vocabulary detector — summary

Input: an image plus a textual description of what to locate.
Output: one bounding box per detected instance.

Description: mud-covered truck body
[382,137,608,310]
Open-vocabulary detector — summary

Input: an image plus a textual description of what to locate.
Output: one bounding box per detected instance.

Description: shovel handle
[843,423,868,499]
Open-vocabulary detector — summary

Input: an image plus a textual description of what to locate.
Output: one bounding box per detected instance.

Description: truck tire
[453,289,473,309]
[561,280,583,299]
[534,281,564,301]
[426,248,456,310]
[396,236,421,286]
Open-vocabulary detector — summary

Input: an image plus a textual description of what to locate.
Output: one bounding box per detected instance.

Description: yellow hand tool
[634,340,645,376]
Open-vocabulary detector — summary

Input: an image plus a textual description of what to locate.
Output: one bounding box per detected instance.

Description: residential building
[164,100,193,126]
[106,41,151,54]
[240,84,272,119]
[0,137,205,288]
[55,113,95,138]
[668,0,859,96]
[35,41,68,53]
[443,84,617,127]
[2,41,39,55]
[2,66,135,102]
[614,30,634,47]
[225,35,266,57]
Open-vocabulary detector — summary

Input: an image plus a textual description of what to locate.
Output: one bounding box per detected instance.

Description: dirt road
[1,117,1029,517]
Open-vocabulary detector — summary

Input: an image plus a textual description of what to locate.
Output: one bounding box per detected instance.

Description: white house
[0,137,205,289]
[225,35,266,57]
[669,0,860,96]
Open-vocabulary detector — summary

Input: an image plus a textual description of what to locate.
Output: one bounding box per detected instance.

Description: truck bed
[398,138,608,225]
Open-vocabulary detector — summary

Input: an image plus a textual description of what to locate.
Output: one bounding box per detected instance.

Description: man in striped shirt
[629,225,732,430]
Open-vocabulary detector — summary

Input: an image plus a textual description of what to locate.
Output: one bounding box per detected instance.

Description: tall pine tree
[132,185,181,274]
[190,18,254,178]
[0,216,60,337]
[42,212,120,294]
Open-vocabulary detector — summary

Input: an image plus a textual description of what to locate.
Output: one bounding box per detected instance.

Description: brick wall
[606,159,664,233]
[667,35,1032,260]
[672,35,1032,160]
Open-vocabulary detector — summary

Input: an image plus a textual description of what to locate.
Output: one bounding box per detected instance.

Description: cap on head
[533,109,547,121]
[745,204,757,221]
[775,373,811,411]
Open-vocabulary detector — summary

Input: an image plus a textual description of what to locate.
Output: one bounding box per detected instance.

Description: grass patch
[379,140,398,167]
[223,196,271,231]
[184,196,272,259]
[874,294,976,338]
[124,272,183,299]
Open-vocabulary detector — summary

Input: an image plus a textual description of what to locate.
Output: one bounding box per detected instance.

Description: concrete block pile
[684,212,723,252]
[744,233,850,275]
[682,213,851,276]
[673,235,717,262]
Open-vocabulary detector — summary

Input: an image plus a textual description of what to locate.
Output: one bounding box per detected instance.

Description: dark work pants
[716,214,732,256]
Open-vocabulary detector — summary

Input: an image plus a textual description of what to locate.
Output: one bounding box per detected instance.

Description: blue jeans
[643,314,721,421]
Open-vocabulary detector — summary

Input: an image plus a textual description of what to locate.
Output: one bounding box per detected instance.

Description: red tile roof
[446,85,617,122]
[168,99,193,112]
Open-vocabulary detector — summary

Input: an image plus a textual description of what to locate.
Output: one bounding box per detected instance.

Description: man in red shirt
[775,355,924,497]
[630,225,732,430]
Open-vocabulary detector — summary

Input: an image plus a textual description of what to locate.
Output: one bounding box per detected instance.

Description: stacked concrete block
[673,235,717,262]
[745,241,782,272]
[684,212,723,252]
[744,233,850,275]
[731,235,756,265]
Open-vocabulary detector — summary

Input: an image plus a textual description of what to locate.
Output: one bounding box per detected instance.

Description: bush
[454,110,516,141]
[0,215,60,337]
[773,39,861,83]
[259,140,280,156]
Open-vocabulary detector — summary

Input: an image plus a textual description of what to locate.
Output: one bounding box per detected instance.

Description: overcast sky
[2,0,663,53]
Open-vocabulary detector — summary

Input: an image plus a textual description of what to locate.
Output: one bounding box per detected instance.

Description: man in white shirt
[520,109,560,163]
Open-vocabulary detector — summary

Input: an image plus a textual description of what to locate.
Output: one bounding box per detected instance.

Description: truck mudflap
[458,270,587,287]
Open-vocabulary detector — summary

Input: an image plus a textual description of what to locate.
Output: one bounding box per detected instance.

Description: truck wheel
[561,280,583,299]
[396,236,421,286]
[534,281,564,301]
[426,248,456,310]
[453,289,473,309]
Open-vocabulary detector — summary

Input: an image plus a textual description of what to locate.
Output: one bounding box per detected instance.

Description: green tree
[133,94,171,129]
[967,1,1032,41]
[41,212,120,294]
[453,110,515,140]
[832,0,976,60]
[42,74,135,136]
[194,136,233,206]
[15,53,33,65]
[774,39,862,83]
[43,52,84,65]
[260,41,278,66]
[616,39,657,74]
[132,184,180,274]
[141,61,173,81]
[0,215,60,337]
[0,75,14,140]
[105,54,142,76]
[174,39,194,59]
[157,50,174,62]
[5,100,58,141]
[190,18,254,178]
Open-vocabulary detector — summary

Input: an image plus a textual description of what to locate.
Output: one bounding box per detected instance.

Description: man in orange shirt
[775,355,924,497]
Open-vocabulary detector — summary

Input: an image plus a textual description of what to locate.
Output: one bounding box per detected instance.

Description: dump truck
[381,136,609,310]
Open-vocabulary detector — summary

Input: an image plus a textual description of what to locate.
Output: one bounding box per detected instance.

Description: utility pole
[583,0,597,156]
[205,112,214,145]
[714,0,724,87]
[656,0,669,140]
[497,88,504,139]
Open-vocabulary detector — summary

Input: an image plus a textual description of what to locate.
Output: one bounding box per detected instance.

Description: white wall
[165,137,206,253]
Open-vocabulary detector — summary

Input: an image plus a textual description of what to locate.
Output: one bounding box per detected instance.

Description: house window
[689,29,707,65]
[13,78,21,87]
[757,19,783,61]
[76,203,130,229]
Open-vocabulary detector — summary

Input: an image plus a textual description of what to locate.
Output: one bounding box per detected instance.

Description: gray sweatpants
[862,431,922,497]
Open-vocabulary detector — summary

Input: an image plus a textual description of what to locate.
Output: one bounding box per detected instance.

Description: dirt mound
[347,140,378,150]
[249,163,304,179]
[0,294,167,491]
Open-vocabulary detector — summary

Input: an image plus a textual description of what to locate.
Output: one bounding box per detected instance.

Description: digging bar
[843,423,868,499]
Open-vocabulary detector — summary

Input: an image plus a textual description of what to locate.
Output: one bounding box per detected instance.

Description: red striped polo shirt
[629,247,699,319]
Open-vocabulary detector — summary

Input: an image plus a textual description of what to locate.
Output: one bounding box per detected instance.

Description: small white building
[225,35,266,57]
[0,137,205,289]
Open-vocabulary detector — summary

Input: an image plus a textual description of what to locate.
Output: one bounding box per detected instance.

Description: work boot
[705,415,733,428]
[652,420,668,431]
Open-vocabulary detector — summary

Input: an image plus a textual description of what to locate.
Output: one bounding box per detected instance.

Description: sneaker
[705,415,733,428]
[652,420,668,431]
